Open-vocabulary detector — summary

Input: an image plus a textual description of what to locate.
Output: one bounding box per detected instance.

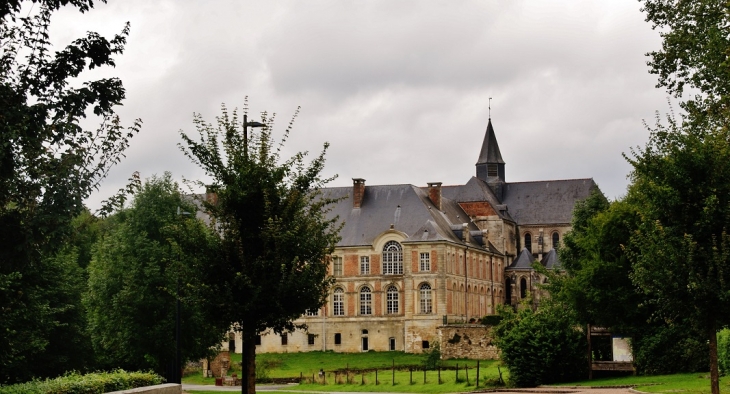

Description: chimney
[205,185,218,206]
[427,182,442,210]
[352,178,366,208]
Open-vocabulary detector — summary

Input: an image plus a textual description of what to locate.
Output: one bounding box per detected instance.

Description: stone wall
[106,383,180,394]
[201,351,231,378]
[438,324,499,360]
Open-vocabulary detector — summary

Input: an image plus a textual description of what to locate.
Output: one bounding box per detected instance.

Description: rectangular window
[332,256,343,276]
[420,252,431,272]
[308,334,315,345]
[255,335,261,346]
[422,340,430,349]
[334,333,342,345]
[281,334,288,345]
[389,337,396,351]
[360,256,370,275]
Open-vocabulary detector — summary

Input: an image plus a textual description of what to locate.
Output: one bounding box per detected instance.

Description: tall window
[419,252,430,272]
[524,233,532,252]
[281,334,288,345]
[332,256,343,276]
[386,285,399,314]
[360,256,370,275]
[360,287,372,315]
[520,277,527,299]
[333,287,344,316]
[552,232,560,249]
[419,283,433,314]
[382,241,403,274]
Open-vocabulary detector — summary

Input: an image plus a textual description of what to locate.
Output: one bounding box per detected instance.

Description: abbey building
[231,119,598,355]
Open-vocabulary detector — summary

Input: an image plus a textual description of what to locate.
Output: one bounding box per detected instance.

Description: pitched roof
[321,184,491,250]
[506,248,535,270]
[441,177,514,222]
[501,178,597,225]
[476,119,505,165]
[541,249,560,269]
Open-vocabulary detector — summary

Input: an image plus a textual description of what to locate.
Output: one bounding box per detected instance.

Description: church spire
[475,118,506,199]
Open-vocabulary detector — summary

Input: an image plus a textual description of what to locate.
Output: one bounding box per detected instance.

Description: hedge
[0,370,163,394]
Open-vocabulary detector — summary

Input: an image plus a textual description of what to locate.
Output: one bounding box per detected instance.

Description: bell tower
[475,118,506,200]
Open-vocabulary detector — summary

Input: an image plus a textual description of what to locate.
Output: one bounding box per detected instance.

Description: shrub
[0,370,162,394]
[481,315,503,326]
[494,302,587,387]
[719,329,730,375]
[631,322,708,375]
[421,341,442,370]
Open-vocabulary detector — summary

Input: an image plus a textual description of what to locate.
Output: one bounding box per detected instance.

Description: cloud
[43,0,668,209]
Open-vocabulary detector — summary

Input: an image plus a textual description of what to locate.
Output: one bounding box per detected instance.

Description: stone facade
[439,325,499,360]
[221,118,598,357]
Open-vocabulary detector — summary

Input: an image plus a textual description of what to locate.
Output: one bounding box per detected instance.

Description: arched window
[382,241,403,275]
[386,285,399,314]
[419,283,433,314]
[505,277,512,304]
[552,232,560,249]
[524,233,532,252]
[520,277,527,299]
[360,287,372,315]
[333,288,344,316]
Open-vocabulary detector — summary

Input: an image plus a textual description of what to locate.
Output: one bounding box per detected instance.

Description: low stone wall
[438,324,499,360]
[106,383,181,394]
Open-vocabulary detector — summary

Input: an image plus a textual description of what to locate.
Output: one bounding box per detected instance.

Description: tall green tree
[639,0,730,122]
[625,113,730,394]
[179,104,341,394]
[0,0,138,383]
[551,189,709,375]
[85,173,224,377]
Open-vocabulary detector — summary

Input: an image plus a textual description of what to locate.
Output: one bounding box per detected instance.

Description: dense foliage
[0,370,162,394]
[85,174,225,377]
[625,112,730,392]
[179,104,341,393]
[640,0,730,122]
[494,302,587,387]
[550,188,709,375]
[0,0,138,383]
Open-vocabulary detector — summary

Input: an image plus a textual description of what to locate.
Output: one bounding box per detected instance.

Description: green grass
[555,372,730,394]
[183,350,504,392]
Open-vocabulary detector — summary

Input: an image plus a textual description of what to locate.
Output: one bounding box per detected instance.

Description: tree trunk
[708,318,719,394]
[241,328,256,394]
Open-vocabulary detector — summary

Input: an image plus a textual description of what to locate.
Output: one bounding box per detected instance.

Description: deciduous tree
[85,173,224,377]
[0,0,138,383]
[179,104,340,394]
[625,113,730,394]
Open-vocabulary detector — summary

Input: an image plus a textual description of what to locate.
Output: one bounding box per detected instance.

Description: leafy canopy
[0,0,138,383]
[85,173,224,376]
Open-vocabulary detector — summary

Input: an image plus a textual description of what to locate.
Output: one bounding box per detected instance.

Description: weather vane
[489,97,492,119]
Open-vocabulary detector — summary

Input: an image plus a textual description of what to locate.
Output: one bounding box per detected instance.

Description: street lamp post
[173,206,192,384]
[243,114,265,158]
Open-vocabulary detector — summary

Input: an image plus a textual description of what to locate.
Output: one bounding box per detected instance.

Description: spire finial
[488,97,492,119]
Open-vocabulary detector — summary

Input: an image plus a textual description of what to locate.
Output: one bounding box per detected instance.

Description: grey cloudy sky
[50,1,670,209]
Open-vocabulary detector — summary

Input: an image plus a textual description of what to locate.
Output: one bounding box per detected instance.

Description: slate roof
[476,119,504,164]
[441,177,514,222]
[321,184,491,250]
[506,248,535,270]
[541,249,560,269]
[501,178,597,225]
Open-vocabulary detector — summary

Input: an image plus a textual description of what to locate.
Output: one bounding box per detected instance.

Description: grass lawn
[554,372,730,394]
[183,350,505,392]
